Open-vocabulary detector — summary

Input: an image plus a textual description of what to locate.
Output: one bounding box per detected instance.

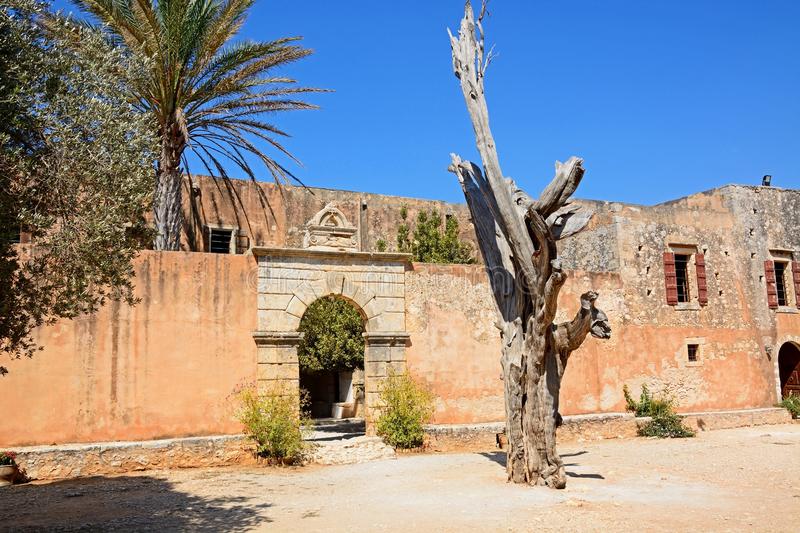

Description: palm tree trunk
[153,130,184,251]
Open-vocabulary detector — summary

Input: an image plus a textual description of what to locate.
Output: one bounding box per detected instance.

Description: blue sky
[60,1,800,205]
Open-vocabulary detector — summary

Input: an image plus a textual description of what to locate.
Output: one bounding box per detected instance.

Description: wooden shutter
[695,253,708,305]
[663,252,678,305]
[793,261,800,309]
[765,260,778,309]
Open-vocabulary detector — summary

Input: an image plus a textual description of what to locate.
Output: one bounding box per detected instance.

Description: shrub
[779,395,800,418]
[396,207,475,264]
[376,372,435,449]
[0,451,17,466]
[234,384,312,463]
[623,384,695,438]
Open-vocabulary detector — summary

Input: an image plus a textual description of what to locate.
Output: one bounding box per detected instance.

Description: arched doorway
[778,342,800,397]
[298,296,366,419]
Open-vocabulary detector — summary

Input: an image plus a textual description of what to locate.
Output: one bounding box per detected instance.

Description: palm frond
[71,0,325,186]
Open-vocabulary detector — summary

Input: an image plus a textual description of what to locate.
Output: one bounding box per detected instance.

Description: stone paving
[1,424,798,532]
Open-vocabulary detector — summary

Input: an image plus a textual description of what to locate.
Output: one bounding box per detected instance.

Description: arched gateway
[252,203,410,430]
[778,342,800,398]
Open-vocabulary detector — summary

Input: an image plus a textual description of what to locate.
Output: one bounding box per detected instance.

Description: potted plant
[0,452,18,487]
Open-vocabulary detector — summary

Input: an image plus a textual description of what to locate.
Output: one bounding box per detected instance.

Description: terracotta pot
[0,465,16,487]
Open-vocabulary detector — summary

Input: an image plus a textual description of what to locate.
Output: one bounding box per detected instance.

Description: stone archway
[778,341,800,397]
[251,242,410,430]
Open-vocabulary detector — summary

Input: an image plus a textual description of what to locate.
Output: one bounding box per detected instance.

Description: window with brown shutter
[765,260,779,309]
[774,262,788,306]
[695,253,708,305]
[663,252,678,305]
[793,261,800,309]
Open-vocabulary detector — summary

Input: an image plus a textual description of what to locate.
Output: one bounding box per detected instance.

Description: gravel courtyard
[1,424,799,532]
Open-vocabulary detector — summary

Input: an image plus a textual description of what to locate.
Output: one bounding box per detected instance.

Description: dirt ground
[1,424,799,532]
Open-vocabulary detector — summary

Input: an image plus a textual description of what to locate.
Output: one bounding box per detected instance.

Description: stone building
[1,175,799,447]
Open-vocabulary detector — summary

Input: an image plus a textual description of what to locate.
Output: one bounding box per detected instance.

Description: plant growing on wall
[446,2,611,488]
[297,296,365,373]
[396,206,475,264]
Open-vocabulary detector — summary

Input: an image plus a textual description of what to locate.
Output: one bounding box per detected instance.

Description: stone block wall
[252,247,411,427]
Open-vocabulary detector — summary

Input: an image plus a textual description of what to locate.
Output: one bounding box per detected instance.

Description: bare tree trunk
[447,2,611,488]
[153,119,186,251]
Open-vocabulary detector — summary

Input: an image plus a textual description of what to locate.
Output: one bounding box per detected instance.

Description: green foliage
[623,384,695,438]
[376,372,435,449]
[298,296,365,373]
[0,0,156,371]
[396,207,475,264]
[72,0,322,248]
[779,395,800,418]
[375,238,387,252]
[234,383,312,462]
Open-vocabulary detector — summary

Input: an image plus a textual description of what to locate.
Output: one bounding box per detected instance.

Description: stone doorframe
[251,247,411,430]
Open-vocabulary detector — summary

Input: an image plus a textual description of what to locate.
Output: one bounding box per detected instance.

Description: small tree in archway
[298,296,365,373]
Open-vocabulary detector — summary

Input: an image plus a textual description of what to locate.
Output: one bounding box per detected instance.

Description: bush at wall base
[376,371,435,449]
[623,384,695,438]
[233,384,313,464]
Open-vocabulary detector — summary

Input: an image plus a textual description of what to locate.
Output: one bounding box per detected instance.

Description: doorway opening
[778,342,800,398]
[298,295,366,420]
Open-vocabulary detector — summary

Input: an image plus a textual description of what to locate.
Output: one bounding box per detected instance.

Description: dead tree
[447,1,611,488]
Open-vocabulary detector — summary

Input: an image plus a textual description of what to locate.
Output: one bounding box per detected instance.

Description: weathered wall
[181,175,477,256]
[405,183,800,424]
[3,180,797,447]
[0,251,257,447]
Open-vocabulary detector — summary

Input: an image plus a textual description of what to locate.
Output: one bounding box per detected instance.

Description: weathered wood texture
[447,1,611,488]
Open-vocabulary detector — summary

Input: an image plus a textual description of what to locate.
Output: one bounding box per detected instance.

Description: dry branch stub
[447,1,611,488]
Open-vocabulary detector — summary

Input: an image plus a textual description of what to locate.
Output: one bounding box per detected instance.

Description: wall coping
[13,434,246,454]
[251,246,412,263]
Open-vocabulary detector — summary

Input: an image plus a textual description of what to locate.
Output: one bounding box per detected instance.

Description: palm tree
[72,0,321,250]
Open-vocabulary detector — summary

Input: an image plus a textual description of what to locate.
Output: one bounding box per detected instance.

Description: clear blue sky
[60,1,800,205]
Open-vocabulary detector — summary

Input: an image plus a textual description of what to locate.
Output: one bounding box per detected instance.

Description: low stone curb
[9,407,792,481]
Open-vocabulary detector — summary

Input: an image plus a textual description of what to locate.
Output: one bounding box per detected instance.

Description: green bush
[376,372,435,449]
[779,395,800,418]
[396,207,475,264]
[623,384,695,438]
[234,384,312,463]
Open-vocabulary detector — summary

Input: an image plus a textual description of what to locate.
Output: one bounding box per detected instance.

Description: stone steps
[306,436,395,465]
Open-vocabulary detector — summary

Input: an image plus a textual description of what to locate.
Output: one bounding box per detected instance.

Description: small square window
[687,344,699,362]
[208,228,233,254]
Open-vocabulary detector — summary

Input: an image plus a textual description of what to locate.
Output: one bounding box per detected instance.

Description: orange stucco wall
[0,251,257,447]
[406,263,782,425]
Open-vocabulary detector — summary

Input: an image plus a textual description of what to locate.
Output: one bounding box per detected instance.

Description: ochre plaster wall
[0,251,257,447]
[405,262,781,425]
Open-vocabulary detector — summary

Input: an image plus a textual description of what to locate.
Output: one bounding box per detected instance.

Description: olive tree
[447,1,611,488]
[0,0,156,373]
